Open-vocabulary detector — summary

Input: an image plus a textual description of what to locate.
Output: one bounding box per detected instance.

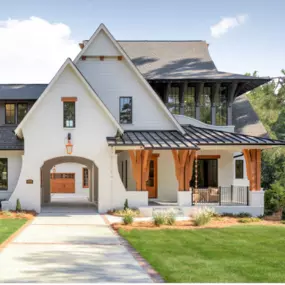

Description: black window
[5,104,16,124]
[200,87,211,124]
[184,86,195,118]
[0,158,8,190]
[82,168,89,188]
[235,160,244,179]
[17,103,29,123]
[63,102,75,128]
[191,159,218,188]
[119,97,132,124]
[167,86,180,114]
[215,86,227,126]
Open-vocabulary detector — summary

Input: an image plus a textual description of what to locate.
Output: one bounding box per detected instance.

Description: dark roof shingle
[0,126,24,150]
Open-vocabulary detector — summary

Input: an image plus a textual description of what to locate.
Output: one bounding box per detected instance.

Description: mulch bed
[0,211,36,220]
[112,216,285,231]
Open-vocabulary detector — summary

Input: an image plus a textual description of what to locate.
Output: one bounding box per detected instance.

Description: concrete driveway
[0,204,152,283]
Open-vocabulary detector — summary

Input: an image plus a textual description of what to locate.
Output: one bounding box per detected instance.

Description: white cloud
[0,17,80,83]
[210,14,248,38]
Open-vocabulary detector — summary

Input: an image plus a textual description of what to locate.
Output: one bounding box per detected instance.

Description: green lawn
[119,226,285,283]
[0,219,27,244]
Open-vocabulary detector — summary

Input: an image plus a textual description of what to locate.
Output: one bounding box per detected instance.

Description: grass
[0,219,27,244]
[119,226,285,282]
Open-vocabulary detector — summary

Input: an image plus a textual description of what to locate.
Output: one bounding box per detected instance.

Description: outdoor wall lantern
[65,133,73,155]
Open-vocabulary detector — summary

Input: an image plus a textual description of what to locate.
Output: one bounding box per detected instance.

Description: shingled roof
[118,41,270,94]
[0,126,24,150]
[0,84,47,100]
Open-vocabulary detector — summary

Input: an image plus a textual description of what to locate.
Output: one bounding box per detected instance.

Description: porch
[107,125,285,216]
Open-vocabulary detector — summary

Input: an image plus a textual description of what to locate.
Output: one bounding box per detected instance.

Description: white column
[177,191,192,206]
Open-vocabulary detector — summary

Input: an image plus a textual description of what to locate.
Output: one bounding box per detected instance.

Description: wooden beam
[198,155,221,159]
[243,149,261,191]
[184,150,196,191]
[61,97,77,102]
[172,149,189,191]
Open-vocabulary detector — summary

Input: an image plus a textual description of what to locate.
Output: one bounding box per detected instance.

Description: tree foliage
[246,70,285,190]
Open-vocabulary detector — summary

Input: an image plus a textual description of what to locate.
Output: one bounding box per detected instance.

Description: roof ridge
[118,40,206,43]
[0,83,48,85]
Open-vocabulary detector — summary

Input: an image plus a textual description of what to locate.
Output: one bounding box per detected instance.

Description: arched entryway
[40,156,98,207]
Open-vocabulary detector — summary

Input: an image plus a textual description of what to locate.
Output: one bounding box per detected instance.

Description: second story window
[5,104,16,124]
[17,103,28,123]
[200,86,211,124]
[167,86,180,114]
[63,102,75,128]
[119,97,132,124]
[215,86,227,126]
[184,86,195,118]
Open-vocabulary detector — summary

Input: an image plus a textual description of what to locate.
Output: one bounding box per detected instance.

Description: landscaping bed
[0,211,36,220]
[112,215,284,231]
[119,226,285,282]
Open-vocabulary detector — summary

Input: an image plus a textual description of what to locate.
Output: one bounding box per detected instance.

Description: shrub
[16,199,21,212]
[281,220,285,224]
[192,207,215,226]
[153,211,166,226]
[236,212,252,218]
[238,217,261,223]
[165,209,176,225]
[264,182,285,215]
[124,199,129,211]
[112,208,140,217]
[2,210,12,216]
[123,213,134,225]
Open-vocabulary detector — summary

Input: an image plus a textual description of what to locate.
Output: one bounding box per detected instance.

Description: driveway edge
[0,218,34,252]
[102,214,164,283]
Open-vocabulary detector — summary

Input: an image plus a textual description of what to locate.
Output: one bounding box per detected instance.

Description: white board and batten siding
[76,30,177,131]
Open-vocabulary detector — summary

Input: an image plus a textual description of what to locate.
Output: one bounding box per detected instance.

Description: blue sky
[0,0,284,82]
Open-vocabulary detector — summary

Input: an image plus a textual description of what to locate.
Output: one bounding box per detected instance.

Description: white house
[0,24,284,216]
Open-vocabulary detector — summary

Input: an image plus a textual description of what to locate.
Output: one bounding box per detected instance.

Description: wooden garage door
[50,173,75,193]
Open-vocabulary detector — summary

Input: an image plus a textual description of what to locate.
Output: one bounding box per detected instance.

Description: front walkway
[0,204,152,283]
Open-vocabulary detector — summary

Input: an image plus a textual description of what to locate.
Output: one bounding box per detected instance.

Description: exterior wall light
[66,133,73,155]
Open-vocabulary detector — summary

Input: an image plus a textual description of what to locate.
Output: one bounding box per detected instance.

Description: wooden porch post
[128,150,152,191]
[243,149,261,191]
[172,150,195,191]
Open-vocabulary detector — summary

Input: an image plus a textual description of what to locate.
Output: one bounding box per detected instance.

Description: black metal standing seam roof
[182,125,285,145]
[107,125,285,148]
[0,84,47,100]
[107,130,199,149]
[0,126,24,150]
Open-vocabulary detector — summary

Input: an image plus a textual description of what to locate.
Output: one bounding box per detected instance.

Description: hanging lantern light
[65,133,73,155]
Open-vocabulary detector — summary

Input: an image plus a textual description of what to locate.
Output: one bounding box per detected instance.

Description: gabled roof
[15,58,123,138]
[118,41,270,95]
[74,24,185,134]
[0,84,47,100]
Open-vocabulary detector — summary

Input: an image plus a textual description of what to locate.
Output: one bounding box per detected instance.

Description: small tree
[124,199,129,211]
[264,182,285,215]
[16,199,22,212]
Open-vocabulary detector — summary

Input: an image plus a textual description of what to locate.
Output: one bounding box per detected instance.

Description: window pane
[190,159,218,187]
[0,158,8,190]
[184,86,195,118]
[17,103,28,123]
[200,87,211,124]
[119,97,132,124]
[83,168,89,187]
[167,86,180,114]
[63,102,75,128]
[215,86,227,126]
[5,104,16,124]
[235,160,244,179]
